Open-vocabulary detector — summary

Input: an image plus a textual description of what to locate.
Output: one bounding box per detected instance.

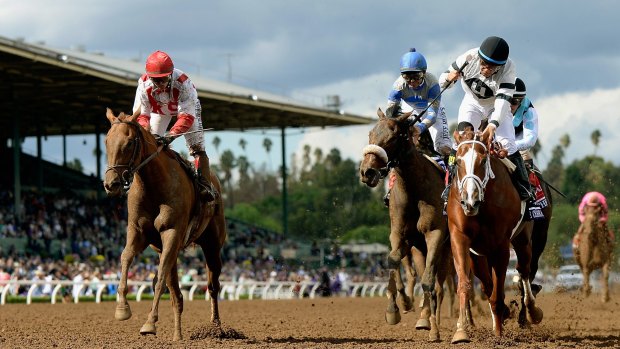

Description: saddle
[163,148,217,207]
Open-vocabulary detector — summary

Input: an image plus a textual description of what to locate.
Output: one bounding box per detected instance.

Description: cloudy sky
[2,0,619,175]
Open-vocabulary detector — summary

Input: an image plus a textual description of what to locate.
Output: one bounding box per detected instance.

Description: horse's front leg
[140,229,182,338]
[487,249,510,338]
[419,228,445,342]
[115,224,148,321]
[396,252,415,313]
[449,231,473,344]
[385,220,409,325]
[602,261,610,303]
[166,260,184,340]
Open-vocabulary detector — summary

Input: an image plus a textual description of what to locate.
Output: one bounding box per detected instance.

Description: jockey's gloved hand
[156,133,176,146]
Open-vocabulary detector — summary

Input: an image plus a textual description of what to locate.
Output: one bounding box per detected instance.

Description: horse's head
[452,127,494,216]
[359,107,413,187]
[103,108,148,197]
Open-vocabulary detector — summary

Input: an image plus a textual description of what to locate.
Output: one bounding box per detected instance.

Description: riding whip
[410,61,469,126]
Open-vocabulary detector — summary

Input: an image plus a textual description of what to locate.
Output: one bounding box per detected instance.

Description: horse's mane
[386,104,438,157]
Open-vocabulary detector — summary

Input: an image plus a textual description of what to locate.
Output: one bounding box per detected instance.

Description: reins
[105,120,164,190]
[377,120,416,178]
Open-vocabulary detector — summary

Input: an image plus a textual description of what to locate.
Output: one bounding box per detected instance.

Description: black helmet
[478,36,509,65]
[514,78,526,97]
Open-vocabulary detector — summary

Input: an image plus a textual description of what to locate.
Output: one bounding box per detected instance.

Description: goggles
[150,76,171,85]
[401,71,425,82]
[510,97,524,106]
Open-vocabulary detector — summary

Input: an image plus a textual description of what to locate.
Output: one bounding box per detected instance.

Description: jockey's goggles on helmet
[401,71,425,82]
[150,75,171,85]
[510,97,524,106]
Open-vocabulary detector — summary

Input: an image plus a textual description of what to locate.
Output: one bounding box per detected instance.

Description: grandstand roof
[0,35,373,139]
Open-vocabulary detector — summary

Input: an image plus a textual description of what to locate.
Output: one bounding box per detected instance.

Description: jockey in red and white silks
[133,68,204,150]
[132,50,216,201]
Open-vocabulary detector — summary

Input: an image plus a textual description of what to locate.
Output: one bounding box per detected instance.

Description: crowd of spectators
[0,188,388,299]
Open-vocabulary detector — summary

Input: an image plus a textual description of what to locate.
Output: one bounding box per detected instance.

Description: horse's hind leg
[166,261,184,340]
[198,222,225,326]
[115,228,148,321]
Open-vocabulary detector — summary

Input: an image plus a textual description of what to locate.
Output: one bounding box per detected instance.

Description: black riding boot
[507,152,533,201]
[508,153,544,220]
[440,149,457,209]
[195,152,218,202]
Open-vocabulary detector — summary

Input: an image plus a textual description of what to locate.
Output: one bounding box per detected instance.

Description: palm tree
[590,129,601,156]
[559,133,571,149]
[263,137,273,170]
[219,149,236,207]
[313,148,323,164]
[212,136,221,157]
[238,138,247,153]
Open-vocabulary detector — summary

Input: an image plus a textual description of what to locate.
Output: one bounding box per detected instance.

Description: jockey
[386,48,452,158]
[133,50,217,202]
[579,191,608,224]
[511,77,539,168]
[383,48,452,206]
[573,191,613,248]
[438,36,536,213]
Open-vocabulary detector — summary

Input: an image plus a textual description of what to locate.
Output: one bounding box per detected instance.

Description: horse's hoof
[529,306,543,324]
[385,310,401,325]
[140,323,157,335]
[451,329,470,344]
[415,318,431,330]
[115,305,132,321]
[429,325,440,342]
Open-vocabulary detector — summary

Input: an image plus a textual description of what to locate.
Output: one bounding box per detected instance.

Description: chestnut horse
[360,108,451,341]
[103,108,227,341]
[573,201,613,302]
[447,129,543,343]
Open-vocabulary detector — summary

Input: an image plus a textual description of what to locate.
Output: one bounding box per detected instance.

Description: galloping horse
[360,108,451,341]
[103,108,227,341]
[573,201,613,302]
[446,128,543,343]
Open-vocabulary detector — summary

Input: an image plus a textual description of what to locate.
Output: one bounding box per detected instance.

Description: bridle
[362,118,415,179]
[455,136,495,203]
[105,120,163,190]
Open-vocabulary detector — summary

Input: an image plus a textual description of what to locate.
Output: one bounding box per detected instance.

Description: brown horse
[360,108,451,341]
[573,202,613,302]
[447,128,543,343]
[103,108,227,341]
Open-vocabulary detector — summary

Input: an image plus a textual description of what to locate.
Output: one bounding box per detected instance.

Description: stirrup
[383,190,391,208]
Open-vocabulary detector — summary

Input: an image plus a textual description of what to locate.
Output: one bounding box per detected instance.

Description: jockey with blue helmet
[511,77,539,168]
[386,48,452,157]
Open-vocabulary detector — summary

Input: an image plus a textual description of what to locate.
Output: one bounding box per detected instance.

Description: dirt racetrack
[1,290,619,349]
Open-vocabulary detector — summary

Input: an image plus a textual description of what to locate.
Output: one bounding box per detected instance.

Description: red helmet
[145,50,174,78]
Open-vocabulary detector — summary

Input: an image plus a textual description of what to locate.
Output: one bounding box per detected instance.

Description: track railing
[0,280,387,305]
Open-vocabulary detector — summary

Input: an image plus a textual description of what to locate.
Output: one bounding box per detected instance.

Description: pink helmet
[145,50,174,78]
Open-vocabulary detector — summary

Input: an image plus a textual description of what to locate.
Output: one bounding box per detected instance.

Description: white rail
[0,280,387,305]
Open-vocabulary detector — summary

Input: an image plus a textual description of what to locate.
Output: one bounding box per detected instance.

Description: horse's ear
[396,111,413,123]
[453,129,461,145]
[127,107,141,123]
[106,108,117,124]
[377,108,386,119]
